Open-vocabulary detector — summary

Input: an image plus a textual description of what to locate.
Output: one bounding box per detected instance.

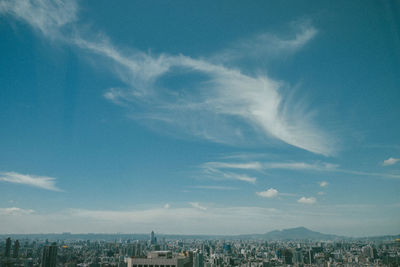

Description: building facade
[125,251,192,267]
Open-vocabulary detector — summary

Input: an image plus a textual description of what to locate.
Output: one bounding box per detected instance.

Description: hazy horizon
[1,227,398,239]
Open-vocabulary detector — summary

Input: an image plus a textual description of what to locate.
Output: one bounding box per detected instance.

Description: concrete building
[125,251,192,267]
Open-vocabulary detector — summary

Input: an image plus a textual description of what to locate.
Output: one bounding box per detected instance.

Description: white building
[125,251,192,267]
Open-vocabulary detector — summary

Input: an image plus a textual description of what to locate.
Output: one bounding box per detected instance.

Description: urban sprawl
[1,231,399,267]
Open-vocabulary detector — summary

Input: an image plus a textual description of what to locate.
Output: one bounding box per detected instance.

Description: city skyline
[0,0,399,236]
[1,232,399,267]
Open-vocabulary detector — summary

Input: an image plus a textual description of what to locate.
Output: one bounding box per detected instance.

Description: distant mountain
[261,227,341,240]
[1,227,398,241]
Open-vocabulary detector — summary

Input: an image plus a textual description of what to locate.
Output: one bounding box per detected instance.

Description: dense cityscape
[1,231,399,267]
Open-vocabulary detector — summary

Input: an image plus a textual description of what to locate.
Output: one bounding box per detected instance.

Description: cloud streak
[0,0,77,38]
[202,165,257,184]
[214,22,318,63]
[188,202,207,211]
[0,0,335,156]
[201,159,400,181]
[0,207,35,216]
[189,185,238,190]
[0,172,62,191]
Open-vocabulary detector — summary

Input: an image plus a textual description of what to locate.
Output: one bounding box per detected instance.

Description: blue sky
[0,0,399,236]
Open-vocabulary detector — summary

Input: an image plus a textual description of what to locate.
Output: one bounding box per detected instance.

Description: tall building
[13,240,19,258]
[126,244,136,257]
[5,237,11,257]
[150,231,156,245]
[193,251,204,267]
[42,243,57,267]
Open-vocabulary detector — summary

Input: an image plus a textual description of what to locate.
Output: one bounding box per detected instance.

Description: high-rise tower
[5,237,11,257]
[42,243,57,267]
[150,231,156,245]
[13,240,19,258]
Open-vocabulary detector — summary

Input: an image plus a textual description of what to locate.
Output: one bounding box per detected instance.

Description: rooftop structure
[126,251,192,267]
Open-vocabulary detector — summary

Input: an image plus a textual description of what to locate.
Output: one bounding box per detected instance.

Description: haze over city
[0,0,399,237]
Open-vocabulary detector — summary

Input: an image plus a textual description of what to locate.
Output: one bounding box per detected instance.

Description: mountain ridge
[1,227,399,241]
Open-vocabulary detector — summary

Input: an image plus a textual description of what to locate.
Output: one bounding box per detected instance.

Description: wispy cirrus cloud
[188,202,207,211]
[0,0,335,156]
[203,161,263,171]
[213,21,318,63]
[220,172,257,184]
[203,160,338,172]
[383,157,400,166]
[265,162,338,171]
[200,160,337,185]
[201,159,400,182]
[189,185,238,190]
[0,0,77,37]
[0,172,62,191]
[335,169,400,179]
[0,207,35,216]
[202,165,257,184]
[268,162,400,179]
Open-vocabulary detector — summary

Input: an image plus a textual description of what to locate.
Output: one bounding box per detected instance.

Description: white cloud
[202,159,400,181]
[0,207,35,216]
[265,162,338,171]
[317,191,325,195]
[0,172,62,191]
[189,185,237,190]
[164,203,170,209]
[203,162,263,171]
[383,157,400,166]
[212,21,317,64]
[337,169,400,179]
[202,164,257,184]
[220,172,257,184]
[0,0,335,156]
[204,160,338,172]
[200,160,339,185]
[0,0,77,38]
[297,197,316,204]
[223,172,257,184]
[188,202,207,211]
[319,181,328,187]
[256,188,279,198]
[265,162,400,179]
[103,88,131,106]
